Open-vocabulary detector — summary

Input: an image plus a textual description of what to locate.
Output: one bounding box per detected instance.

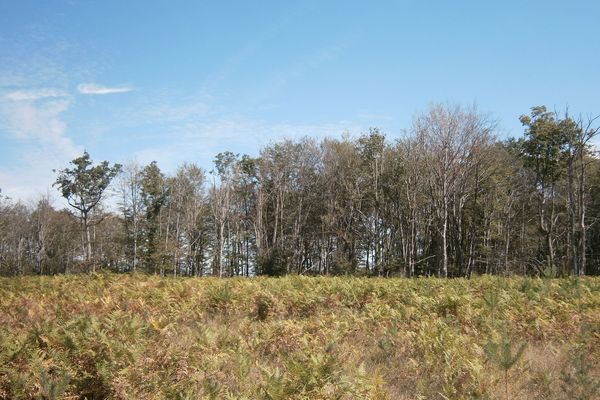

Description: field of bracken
[0,274,599,399]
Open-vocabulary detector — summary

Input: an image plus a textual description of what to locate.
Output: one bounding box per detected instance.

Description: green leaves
[53,151,122,214]
[53,151,122,267]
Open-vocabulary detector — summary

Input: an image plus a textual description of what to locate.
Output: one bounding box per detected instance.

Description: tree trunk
[442,198,448,278]
[83,213,94,272]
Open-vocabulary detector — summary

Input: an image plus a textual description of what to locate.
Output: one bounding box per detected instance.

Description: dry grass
[0,274,599,399]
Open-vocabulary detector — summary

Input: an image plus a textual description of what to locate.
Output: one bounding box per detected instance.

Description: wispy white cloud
[0,157,67,204]
[80,91,217,137]
[4,88,68,102]
[3,98,76,152]
[0,25,116,201]
[131,117,363,173]
[77,83,133,95]
[0,94,82,201]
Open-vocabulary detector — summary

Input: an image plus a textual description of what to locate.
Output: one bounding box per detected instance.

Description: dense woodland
[1,104,599,277]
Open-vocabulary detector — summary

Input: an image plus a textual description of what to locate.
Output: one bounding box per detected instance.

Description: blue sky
[1,1,599,202]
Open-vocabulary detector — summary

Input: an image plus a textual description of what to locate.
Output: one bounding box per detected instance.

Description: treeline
[1,104,599,277]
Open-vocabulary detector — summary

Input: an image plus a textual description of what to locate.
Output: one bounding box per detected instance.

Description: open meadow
[0,274,599,399]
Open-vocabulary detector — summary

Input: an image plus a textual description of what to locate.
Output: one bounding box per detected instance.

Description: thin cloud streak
[131,117,363,173]
[4,88,68,101]
[77,83,133,95]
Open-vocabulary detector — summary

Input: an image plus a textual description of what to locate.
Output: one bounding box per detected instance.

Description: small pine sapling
[484,331,527,400]
[483,289,500,326]
[37,368,70,400]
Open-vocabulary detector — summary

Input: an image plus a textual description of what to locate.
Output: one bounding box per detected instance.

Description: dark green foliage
[484,333,527,372]
[53,152,122,215]
[257,248,288,276]
[140,161,169,273]
[206,282,234,315]
[37,368,70,400]
[518,106,567,186]
[483,288,501,325]
[52,151,121,268]
[253,292,274,321]
[484,331,527,400]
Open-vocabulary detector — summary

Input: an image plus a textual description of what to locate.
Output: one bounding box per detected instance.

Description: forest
[1,104,599,278]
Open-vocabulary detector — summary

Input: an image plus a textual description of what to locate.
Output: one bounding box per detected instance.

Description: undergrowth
[0,274,599,399]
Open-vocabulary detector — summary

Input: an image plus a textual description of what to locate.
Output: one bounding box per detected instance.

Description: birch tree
[413,104,494,277]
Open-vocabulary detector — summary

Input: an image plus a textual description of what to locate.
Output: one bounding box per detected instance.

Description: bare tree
[413,104,494,277]
[118,161,144,272]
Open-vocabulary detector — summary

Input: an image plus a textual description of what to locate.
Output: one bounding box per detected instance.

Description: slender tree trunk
[174,212,180,277]
[83,213,94,272]
[442,202,448,278]
[578,150,587,275]
[219,221,225,277]
[504,218,510,273]
[548,185,556,271]
[567,153,578,275]
[133,229,138,273]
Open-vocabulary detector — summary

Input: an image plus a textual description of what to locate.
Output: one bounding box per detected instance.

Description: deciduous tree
[53,152,121,271]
